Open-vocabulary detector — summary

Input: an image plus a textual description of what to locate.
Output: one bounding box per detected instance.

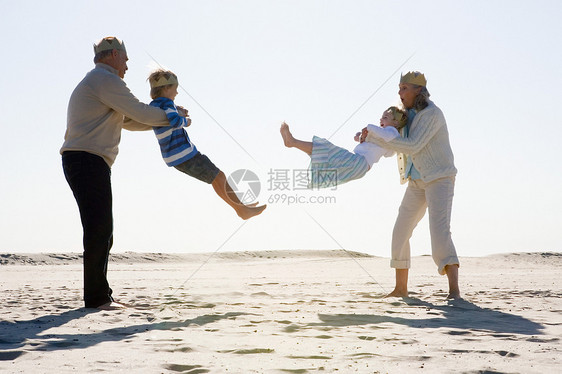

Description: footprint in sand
[315,335,333,339]
[286,355,332,360]
[218,348,275,354]
[158,346,193,353]
[250,292,272,297]
[358,335,377,341]
[283,324,301,333]
[164,364,209,373]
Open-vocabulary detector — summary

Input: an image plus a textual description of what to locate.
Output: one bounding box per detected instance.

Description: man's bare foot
[280,122,296,148]
[96,301,126,310]
[385,288,408,298]
[237,204,267,220]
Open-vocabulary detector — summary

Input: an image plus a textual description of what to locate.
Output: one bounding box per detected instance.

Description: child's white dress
[309,126,399,189]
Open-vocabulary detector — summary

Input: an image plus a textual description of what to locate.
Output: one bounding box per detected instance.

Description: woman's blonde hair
[387,106,408,130]
[148,70,178,99]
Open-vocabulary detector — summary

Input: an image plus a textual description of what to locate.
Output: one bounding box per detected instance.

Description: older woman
[365,71,460,299]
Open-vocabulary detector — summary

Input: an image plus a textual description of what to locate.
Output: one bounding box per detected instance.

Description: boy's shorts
[173,152,220,184]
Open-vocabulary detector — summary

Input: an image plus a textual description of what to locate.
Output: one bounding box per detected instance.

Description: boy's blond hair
[148,69,178,99]
[387,106,408,130]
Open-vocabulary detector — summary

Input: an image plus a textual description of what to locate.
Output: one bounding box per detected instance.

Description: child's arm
[366,125,399,142]
[164,105,190,129]
[148,98,192,128]
[365,107,445,154]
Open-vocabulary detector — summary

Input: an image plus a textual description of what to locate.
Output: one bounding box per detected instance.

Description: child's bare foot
[237,204,267,220]
[280,122,296,148]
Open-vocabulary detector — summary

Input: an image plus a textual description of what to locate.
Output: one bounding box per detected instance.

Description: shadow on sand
[310,298,544,336]
[0,308,248,360]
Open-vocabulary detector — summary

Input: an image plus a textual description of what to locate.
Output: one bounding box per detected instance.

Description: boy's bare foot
[280,122,295,148]
[237,204,267,220]
[385,288,408,298]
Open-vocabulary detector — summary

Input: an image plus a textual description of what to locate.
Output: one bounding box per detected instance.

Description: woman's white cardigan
[366,101,457,184]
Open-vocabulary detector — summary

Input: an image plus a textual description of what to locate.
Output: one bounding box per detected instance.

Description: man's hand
[177,106,192,127]
[177,106,188,117]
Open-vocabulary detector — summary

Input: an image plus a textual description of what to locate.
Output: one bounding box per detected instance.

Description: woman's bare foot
[280,122,296,148]
[237,204,267,220]
[446,291,461,300]
[385,288,408,298]
[385,269,409,298]
[444,264,460,300]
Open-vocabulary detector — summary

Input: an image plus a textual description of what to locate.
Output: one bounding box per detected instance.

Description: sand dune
[1,250,560,373]
[0,249,372,266]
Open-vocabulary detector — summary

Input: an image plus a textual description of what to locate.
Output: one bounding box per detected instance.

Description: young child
[280,107,407,188]
[148,69,266,219]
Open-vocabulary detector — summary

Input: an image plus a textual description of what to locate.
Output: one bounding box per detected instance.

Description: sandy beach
[0,250,560,373]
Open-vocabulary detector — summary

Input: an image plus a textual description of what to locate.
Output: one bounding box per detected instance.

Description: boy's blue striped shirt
[150,97,198,166]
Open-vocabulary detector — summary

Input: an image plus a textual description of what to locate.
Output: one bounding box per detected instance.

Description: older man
[61,37,170,309]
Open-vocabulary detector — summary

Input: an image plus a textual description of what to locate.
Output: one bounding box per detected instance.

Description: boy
[148,69,266,219]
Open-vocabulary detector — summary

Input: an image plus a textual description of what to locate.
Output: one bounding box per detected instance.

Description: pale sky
[1,0,561,257]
